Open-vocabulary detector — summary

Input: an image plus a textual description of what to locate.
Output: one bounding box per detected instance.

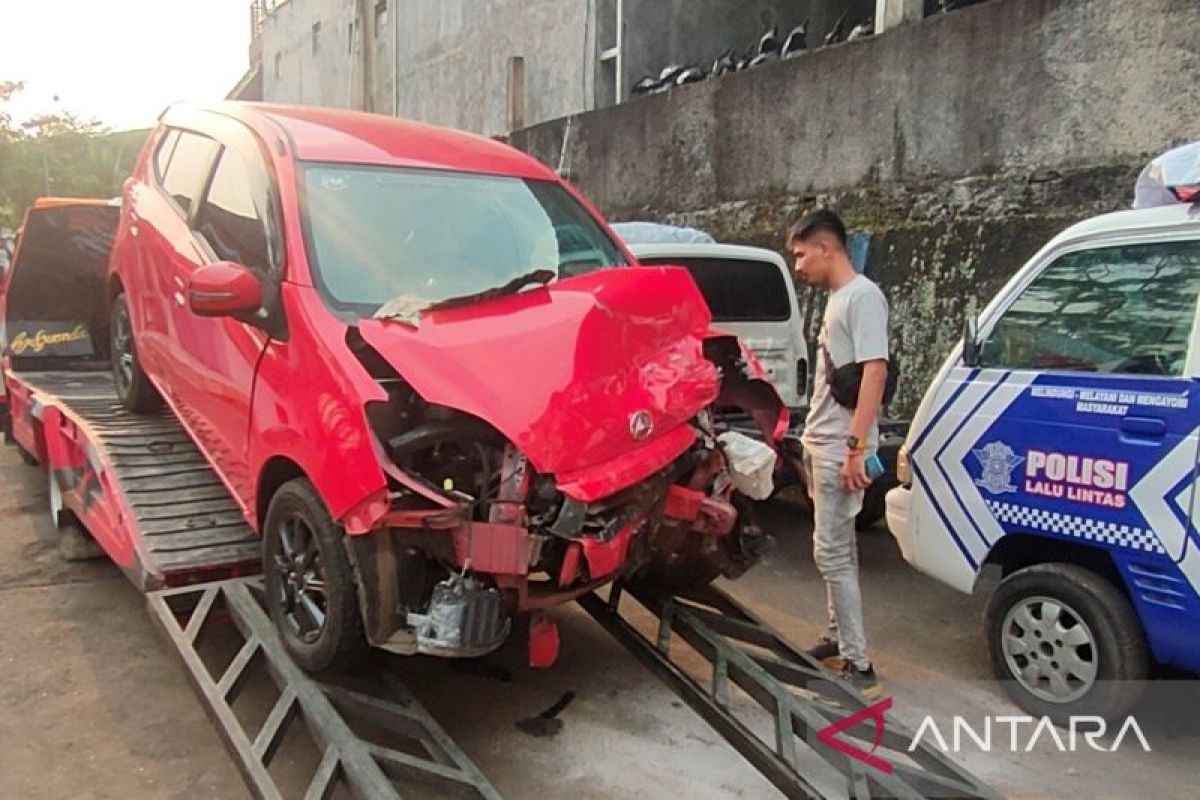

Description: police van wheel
[985,563,1148,724]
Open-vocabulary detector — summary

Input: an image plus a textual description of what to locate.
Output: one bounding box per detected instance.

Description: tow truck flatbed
[5,369,260,589]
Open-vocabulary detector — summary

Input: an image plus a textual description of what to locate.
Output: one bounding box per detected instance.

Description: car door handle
[1120,416,1167,441]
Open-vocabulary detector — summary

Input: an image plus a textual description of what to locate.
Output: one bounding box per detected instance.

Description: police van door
[911,239,1200,585]
[963,238,1200,600]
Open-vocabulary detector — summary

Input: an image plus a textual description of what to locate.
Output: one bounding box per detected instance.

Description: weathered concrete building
[250,0,875,135]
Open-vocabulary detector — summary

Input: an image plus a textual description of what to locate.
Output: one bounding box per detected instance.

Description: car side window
[160,131,219,215]
[194,149,271,274]
[980,240,1200,376]
[153,129,180,183]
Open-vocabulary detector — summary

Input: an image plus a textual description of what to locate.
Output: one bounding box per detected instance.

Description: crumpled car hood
[357,267,720,498]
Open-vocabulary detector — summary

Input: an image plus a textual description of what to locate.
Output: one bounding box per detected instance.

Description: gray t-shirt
[802,275,890,462]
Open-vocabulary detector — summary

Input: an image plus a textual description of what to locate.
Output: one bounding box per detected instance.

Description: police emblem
[972,441,1024,495]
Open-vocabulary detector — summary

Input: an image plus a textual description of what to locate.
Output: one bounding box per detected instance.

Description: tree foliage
[0,81,148,229]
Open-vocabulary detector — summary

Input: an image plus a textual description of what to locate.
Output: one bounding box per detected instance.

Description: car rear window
[639,257,792,322]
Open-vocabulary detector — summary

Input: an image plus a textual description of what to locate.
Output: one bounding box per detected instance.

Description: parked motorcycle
[824,11,849,46]
[847,19,874,41]
[782,21,809,59]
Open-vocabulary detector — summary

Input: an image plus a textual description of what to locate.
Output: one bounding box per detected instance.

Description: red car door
[135,129,221,393]
[166,140,279,508]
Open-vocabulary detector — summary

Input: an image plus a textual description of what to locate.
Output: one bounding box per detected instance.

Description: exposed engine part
[406,572,511,658]
[388,416,506,513]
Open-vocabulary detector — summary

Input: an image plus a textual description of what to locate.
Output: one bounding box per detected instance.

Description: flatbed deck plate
[13,370,260,587]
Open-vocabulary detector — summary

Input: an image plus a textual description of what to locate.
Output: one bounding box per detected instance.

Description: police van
[887,177,1200,721]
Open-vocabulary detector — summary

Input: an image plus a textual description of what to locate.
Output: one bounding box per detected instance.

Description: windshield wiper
[428,269,556,312]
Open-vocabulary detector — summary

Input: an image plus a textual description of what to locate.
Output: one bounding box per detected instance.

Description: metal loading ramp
[580,582,999,800]
[148,579,501,800]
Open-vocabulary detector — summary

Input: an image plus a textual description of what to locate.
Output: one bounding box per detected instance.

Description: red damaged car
[109,103,784,671]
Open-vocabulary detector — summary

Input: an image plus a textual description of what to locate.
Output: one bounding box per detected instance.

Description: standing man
[789,209,889,699]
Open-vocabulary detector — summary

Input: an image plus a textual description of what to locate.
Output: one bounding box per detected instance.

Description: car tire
[263,478,368,673]
[856,483,888,530]
[110,293,163,413]
[640,551,725,593]
[985,563,1148,723]
[17,444,37,466]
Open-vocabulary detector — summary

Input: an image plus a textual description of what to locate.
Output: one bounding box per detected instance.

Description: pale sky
[0,0,252,132]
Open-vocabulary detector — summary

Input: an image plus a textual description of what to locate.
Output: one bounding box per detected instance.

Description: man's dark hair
[787,209,848,249]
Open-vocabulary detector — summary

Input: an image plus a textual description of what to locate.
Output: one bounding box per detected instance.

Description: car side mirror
[962,315,981,367]
[188,261,263,318]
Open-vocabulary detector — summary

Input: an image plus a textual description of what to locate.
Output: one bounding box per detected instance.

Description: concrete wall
[261,0,360,110]
[511,0,1200,414]
[392,0,589,137]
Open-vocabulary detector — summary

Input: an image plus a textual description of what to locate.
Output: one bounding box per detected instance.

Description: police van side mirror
[962,316,981,367]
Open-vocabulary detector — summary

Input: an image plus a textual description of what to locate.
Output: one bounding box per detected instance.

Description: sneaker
[805,635,841,666]
[839,659,882,700]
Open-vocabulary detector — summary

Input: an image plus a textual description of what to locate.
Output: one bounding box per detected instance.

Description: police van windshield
[980,240,1200,376]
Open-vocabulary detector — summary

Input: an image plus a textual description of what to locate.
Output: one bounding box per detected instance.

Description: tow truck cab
[1,199,119,453]
[887,199,1200,721]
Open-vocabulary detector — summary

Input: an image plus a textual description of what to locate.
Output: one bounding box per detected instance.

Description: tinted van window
[160,131,219,214]
[981,241,1200,376]
[640,257,791,322]
[194,150,270,273]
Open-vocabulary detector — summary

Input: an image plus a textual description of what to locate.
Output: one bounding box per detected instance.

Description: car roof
[1050,202,1200,248]
[628,242,788,268]
[166,102,558,181]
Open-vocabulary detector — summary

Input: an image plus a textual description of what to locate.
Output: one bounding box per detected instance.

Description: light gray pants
[805,452,870,670]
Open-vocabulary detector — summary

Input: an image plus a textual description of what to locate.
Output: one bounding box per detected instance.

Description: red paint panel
[664,484,706,522]
[451,523,534,575]
[580,522,637,581]
[528,613,560,669]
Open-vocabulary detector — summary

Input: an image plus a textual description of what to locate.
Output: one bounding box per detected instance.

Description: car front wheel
[110,293,163,413]
[263,478,368,673]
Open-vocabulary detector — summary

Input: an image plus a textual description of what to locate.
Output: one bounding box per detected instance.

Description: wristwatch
[846,435,866,452]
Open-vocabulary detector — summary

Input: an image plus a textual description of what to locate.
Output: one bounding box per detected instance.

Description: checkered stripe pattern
[985,501,1166,554]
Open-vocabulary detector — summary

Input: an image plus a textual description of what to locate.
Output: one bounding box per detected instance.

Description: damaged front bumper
[345,436,752,662]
